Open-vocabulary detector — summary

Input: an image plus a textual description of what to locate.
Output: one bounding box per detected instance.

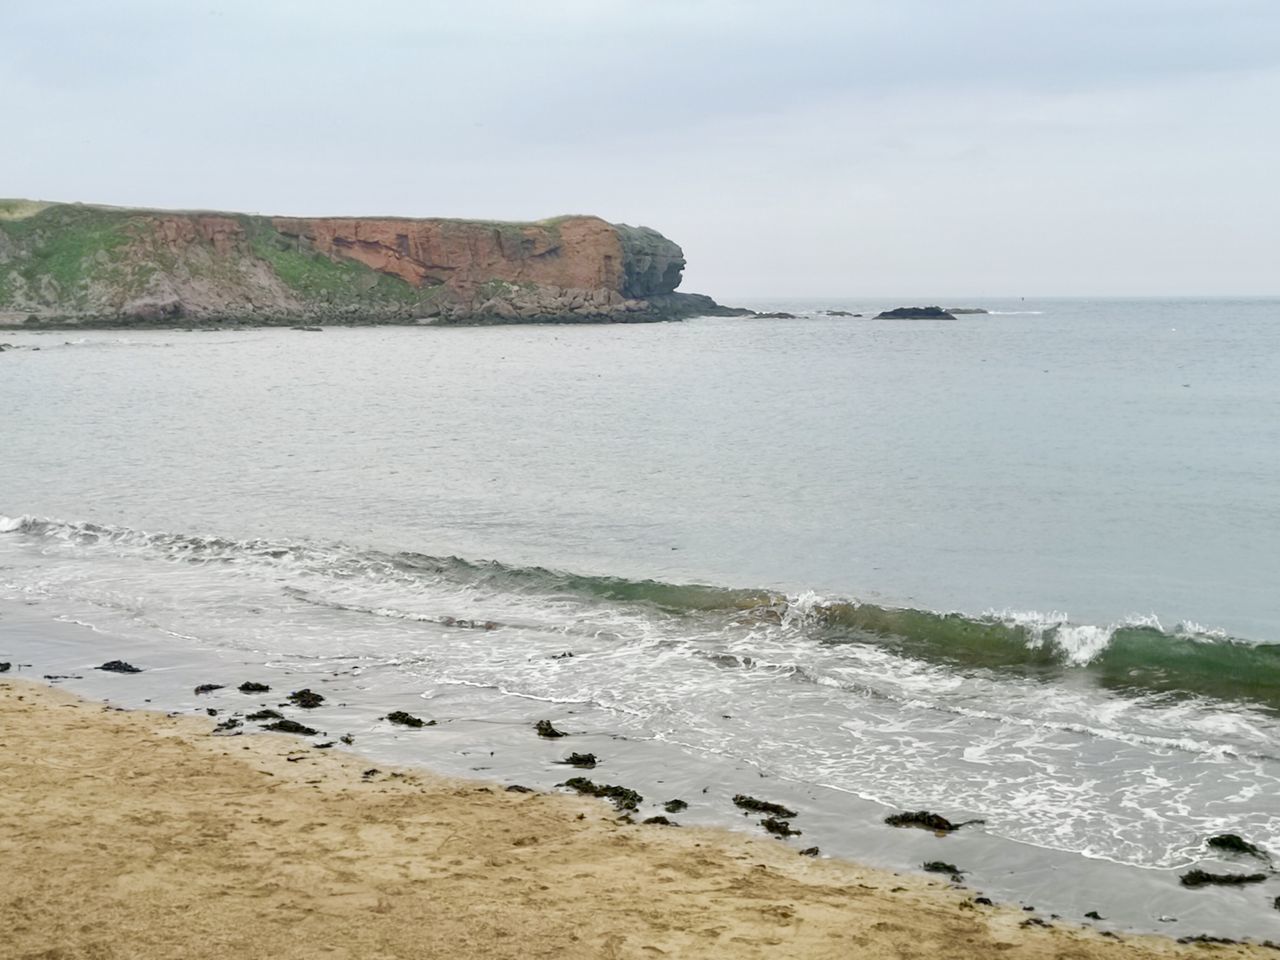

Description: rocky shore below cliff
[0,200,748,328]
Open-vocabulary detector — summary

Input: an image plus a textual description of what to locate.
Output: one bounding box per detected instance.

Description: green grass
[0,204,132,306]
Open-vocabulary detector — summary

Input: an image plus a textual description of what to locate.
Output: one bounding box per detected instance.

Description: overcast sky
[3,0,1277,298]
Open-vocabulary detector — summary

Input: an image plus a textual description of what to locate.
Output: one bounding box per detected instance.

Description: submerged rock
[238,681,270,693]
[732,794,798,819]
[1206,833,1268,860]
[386,710,435,728]
[194,683,224,695]
[535,719,568,738]
[287,688,324,709]
[874,306,956,320]
[96,660,142,674]
[943,307,989,315]
[1179,868,1267,888]
[755,311,797,319]
[884,810,984,833]
[263,719,319,737]
[558,776,642,811]
[824,310,856,317]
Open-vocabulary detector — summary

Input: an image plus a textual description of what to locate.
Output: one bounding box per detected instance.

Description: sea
[2,297,1278,939]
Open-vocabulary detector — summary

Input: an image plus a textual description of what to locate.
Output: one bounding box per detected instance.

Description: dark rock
[884,810,984,833]
[386,710,435,728]
[551,651,575,659]
[238,681,270,693]
[313,741,335,749]
[287,688,324,709]
[755,312,797,319]
[212,717,242,734]
[1206,833,1268,859]
[761,817,801,837]
[560,752,597,768]
[96,660,142,673]
[194,683,224,695]
[535,719,568,738]
[1085,911,1104,920]
[506,784,534,793]
[799,846,820,857]
[663,799,688,814]
[340,734,355,745]
[1179,868,1267,888]
[0,662,10,672]
[643,816,677,826]
[558,776,642,811]
[205,708,218,716]
[923,861,965,881]
[291,326,323,332]
[974,897,994,906]
[874,306,957,320]
[824,310,855,317]
[362,768,380,778]
[1020,918,1051,929]
[263,719,319,736]
[733,794,798,819]
[1178,935,1241,946]
[247,709,283,721]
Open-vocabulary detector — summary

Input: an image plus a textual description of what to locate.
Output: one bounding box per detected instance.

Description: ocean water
[2,298,1279,937]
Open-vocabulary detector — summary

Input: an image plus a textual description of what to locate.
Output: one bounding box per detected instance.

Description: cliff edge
[0,200,744,327]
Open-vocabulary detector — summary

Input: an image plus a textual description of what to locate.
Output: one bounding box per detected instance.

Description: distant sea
[3,298,1278,937]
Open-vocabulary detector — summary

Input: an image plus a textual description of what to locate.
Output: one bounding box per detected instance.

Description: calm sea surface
[2,298,1279,936]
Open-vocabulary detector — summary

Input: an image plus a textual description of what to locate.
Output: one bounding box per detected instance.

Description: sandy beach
[1,678,1270,960]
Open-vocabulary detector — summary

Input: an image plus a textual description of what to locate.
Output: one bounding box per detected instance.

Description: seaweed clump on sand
[559,752,597,768]
[1179,869,1268,888]
[923,861,965,882]
[287,689,325,709]
[386,710,435,728]
[96,660,142,674]
[733,794,797,819]
[884,810,984,833]
[247,709,283,721]
[238,681,270,693]
[559,777,642,811]
[1206,834,1269,860]
[535,720,568,738]
[761,817,801,837]
[194,683,224,695]
[263,719,319,736]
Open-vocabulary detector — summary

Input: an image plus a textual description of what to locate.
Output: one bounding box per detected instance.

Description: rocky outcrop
[0,199,744,327]
[874,306,957,320]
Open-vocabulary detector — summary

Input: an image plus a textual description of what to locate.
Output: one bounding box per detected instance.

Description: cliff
[0,200,743,327]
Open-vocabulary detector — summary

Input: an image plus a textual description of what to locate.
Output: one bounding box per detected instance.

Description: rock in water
[1179,869,1267,888]
[386,710,435,728]
[238,681,270,693]
[874,306,957,320]
[732,794,798,818]
[535,719,568,738]
[96,660,142,674]
[287,688,324,708]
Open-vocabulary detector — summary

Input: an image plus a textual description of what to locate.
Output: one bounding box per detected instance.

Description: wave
[4,513,1277,709]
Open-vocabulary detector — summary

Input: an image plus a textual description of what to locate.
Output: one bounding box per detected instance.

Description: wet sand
[0,678,1269,959]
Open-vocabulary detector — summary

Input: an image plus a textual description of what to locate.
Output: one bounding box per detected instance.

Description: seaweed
[506,784,534,793]
[212,717,241,734]
[922,861,964,881]
[1178,935,1241,946]
[733,794,797,819]
[194,683,224,695]
[535,719,568,738]
[263,719,319,736]
[238,681,270,693]
[559,777,642,811]
[96,660,142,674]
[386,710,435,728]
[1207,833,1268,860]
[799,846,820,857]
[558,752,597,767]
[287,688,324,708]
[1179,869,1267,888]
[884,810,984,833]
[1084,911,1103,920]
[340,734,354,745]
[974,897,994,906]
[246,709,283,721]
[663,799,688,814]
[643,816,677,826]
[761,817,801,837]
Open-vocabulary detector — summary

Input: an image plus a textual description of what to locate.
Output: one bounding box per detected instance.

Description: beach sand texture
[0,679,1267,959]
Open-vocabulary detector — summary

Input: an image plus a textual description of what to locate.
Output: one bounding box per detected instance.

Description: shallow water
[2,299,1279,937]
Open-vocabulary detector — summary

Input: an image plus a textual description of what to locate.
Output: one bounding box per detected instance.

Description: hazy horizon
[3,1,1277,299]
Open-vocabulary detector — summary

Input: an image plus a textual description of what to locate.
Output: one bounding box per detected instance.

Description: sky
[2,0,1278,298]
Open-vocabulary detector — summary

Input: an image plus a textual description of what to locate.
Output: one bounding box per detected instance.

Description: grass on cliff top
[0,203,132,305]
[246,219,430,306]
[0,199,53,221]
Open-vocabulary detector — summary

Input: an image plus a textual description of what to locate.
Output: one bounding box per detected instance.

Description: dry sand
[0,678,1270,959]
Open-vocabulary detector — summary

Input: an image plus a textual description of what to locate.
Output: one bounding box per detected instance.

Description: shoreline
[2,676,1272,958]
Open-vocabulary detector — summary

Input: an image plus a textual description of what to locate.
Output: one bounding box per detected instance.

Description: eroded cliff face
[0,200,722,327]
